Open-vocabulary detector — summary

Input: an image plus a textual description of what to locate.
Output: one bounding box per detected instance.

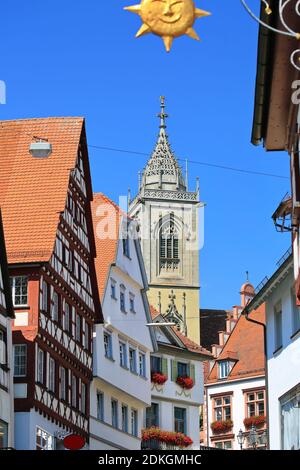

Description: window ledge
[13,305,30,310]
[121,365,129,371]
[273,346,283,356]
[120,309,127,315]
[104,355,115,363]
[291,328,300,341]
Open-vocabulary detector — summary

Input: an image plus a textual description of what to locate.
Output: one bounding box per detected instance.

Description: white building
[90,193,156,450]
[0,211,14,449]
[144,308,211,450]
[205,284,267,450]
[245,253,300,450]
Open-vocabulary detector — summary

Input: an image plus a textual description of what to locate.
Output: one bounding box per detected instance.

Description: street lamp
[237,429,246,450]
[248,425,258,449]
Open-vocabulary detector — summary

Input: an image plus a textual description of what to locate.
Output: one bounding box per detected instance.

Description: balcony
[272,194,292,232]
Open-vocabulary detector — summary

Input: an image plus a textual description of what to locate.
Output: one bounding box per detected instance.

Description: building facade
[245,255,300,449]
[0,118,102,449]
[0,210,14,449]
[145,307,211,450]
[129,97,202,344]
[204,283,267,450]
[90,193,156,450]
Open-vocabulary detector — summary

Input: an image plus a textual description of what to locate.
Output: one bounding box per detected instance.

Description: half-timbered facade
[0,118,102,450]
[0,210,14,449]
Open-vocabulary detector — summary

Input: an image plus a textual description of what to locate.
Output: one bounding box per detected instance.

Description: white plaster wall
[265,269,300,449]
[206,377,265,450]
[90,379,144,450]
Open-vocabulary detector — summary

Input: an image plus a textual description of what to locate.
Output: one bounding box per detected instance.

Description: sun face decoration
[124,0,211,52]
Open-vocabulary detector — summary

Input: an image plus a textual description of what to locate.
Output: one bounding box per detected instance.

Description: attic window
[29,137,52,158]
[218,361,231,379]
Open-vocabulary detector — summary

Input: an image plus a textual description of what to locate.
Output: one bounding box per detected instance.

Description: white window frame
[13,344,27,377]
[37,348,44,384]
[119,341,127,368]
[218,360,230,379]
[97,391,104,421]
[111,399,119,429]
[49,357,55,393]
[131,408,138,437]
[139,352,146,377]
[104,331,113,359]
[121,404,129,433]
[36,426,54,450]
[51,291,59,322]
[129,347,137,373]
[11,276,28,307]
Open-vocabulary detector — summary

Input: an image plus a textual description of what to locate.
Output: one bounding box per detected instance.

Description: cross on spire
[158,96,168,129]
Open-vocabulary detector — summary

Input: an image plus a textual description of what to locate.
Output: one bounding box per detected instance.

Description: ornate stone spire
[141,97,186,192]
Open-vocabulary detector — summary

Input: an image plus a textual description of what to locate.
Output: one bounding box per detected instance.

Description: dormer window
[219,361,230,379]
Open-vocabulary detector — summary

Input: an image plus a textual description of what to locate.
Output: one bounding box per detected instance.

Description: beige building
[129,97,202,344]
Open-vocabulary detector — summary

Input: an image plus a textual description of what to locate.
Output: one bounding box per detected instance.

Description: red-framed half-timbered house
[0,117,103,450]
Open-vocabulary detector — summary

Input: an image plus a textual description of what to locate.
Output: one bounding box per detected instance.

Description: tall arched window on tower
[159,213,180,273]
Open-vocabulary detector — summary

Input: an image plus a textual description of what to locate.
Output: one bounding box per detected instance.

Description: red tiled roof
[206,307,266,383]
[91,193,123,300]
[0,117,84,264]
[150,305,212,357]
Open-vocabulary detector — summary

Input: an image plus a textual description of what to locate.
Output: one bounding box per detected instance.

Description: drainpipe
[244,311,270,450]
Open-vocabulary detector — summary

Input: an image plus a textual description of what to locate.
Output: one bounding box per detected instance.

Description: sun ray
[162,36,173,53]
[186,27,200,41]
[136,23,152,37]
[195,8,211,18]
[124,5,141,15]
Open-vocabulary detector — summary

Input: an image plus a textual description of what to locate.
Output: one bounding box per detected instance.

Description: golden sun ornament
[124,0,211,52]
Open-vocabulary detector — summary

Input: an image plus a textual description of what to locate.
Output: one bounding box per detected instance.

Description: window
[111,280,117,299]
[64,302,70,333]
[0,420,8,449]
[122,405,128,433]
[174,407,187,434]
[139,352,146,377]
[42,280,48,313]
[37,349,44,384]
[151,356,162,374]
[245,390,265,417]
[81,382,86,414]
[119,341,127,368]
[104,332,113,359]
[129,348,137,373]
[131,409,138,437]
[129,294,135,313]
[218,361,230,379]
[84,322,90,351]
[274,303,283,351]
[76,313,81,342]
[215,441,232,450]
[280,385,300,450]
[14,344,27,377]
[59,367,66,401]
[177,362,189,378]
[291,288,300,334]
[120,286,126,312]
[111,399,118,428]
[146,403,159,428]
[0,329,7,366]
[122,237,130,258]
[213,396,231,421]
[11,276,28,306]
[36,427,54,450]
[97,391,104,421]
[49,357,55,393]
[72,375,77,408]
[159,214,180,271]
[51,292,59,322]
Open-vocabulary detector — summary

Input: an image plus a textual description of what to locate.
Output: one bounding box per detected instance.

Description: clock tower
[129,97,202,344]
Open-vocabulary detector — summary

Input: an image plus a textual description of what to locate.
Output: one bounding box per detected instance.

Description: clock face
[140,0,196,38]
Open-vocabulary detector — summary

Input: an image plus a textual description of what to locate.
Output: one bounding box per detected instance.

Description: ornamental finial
[158,96,168,129]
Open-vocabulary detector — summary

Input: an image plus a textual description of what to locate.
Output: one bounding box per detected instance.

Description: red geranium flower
[176,376,194,390]
[211,419,233,434]
[151,372,168,385]
[142,428,193,448]
[243,415,266,429]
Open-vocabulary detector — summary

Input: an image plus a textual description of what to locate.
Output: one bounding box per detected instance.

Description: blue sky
[0,1,290,309]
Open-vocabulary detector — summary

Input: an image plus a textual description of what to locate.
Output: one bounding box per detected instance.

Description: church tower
[129,97,202,344]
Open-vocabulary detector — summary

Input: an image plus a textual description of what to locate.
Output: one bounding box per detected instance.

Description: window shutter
[190,364,195,383]
[162,358,168,378]
[171,360,178,381]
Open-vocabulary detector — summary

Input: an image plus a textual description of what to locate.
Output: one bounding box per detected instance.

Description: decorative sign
[124,0,211,52]
[63,434,86,451]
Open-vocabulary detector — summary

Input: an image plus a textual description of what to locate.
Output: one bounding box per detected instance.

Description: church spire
[158,96,168,130]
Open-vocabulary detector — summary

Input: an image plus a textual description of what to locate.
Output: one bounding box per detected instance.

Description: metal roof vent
[29,137,52,158]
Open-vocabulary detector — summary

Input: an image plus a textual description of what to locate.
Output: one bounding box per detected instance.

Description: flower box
[176,376,194,390]
[243,415,266,429]
[142,427,193,448]
[151,372,167,385]
[211,419,233,434]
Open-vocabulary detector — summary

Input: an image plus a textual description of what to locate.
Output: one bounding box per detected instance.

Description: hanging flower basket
[142,427,193,448]
[176,376,194,390]
[151,372,167,385]
[211,419,233,434]
[243,415,266,429]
